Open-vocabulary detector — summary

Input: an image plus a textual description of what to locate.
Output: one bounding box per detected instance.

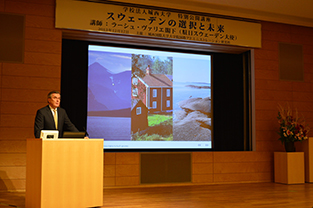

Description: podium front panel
[26,139,104,208]
[274,152,304,184]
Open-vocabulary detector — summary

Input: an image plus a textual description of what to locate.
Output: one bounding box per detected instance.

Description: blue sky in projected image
[173,57,211,83]
[89,51,131,73]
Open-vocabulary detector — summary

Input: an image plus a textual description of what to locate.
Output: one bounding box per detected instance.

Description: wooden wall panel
[3,63,61,78]
[256,129,277,141]
[24,52,61,66]
[0,13,24,63]
[262,30,291,42]
[262,40,278,50]
[0,0,4,11]
[303,54,313,66]
[116,177,140,186]
[2,76,60,90]
[192,163,213,174]
[292,82,313,92]
[116,153,140,165]
[279,43,304,81]
[0,115,35,128]
[214,162,272,174]
[0,141,26,152]
[0,154,26,166]
[256,140,284,152]
[0,179,25,191]
[1,101,45,115]
[104,153,116,164]
[0,63,2,101]
[25,15,55,29]
[255,79,294,91]
[302,45,313,55]
[0,167,25,179]
[25,39,62,54]
[103,153,116,187]
[4,1,54,16]
[192,152,213,163]
[0,128,34,139]
[213,152,272,163]
[104,165,115,177]
[255,90,292,101]
[1,89,54,102]
[254,59,278,71]
[192,174,213,183]
[192,152,214,184]
[25,28,62,41]
[254,49,278,61]
[103,177,115,187]
[254,70,278,80]
[116,165,140,177]
[214,172,272,183]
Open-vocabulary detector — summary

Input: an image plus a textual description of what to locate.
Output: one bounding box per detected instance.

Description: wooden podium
[297,137,313,182]
[26,139,104,208]
[304,138,313,182]
[274,152,305,184]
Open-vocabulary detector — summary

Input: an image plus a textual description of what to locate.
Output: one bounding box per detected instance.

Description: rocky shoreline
[185,85,210,89]
[173,97,211,141]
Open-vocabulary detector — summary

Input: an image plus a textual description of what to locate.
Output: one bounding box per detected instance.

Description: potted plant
[277,104,310,152]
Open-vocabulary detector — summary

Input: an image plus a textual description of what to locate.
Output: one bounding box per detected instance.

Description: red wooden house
[131,99,149,133]
[132,66,173,113]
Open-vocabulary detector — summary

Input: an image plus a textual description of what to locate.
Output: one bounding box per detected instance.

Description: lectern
[26,139,104,208]
[297,137,313,182]
[274,152,304,184]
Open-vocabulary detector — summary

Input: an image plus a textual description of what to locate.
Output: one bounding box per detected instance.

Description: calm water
[87,116,131,140]
[173,81,211,117]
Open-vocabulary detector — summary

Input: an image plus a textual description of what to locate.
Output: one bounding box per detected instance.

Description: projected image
[87,45,212,149]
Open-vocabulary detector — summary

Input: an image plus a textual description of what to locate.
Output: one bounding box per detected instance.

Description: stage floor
[1,182,313,207]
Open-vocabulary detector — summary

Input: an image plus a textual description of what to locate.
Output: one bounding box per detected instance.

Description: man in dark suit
[34,91,79,138]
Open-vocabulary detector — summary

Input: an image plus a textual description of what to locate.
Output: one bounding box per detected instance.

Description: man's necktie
[53,109,58,129]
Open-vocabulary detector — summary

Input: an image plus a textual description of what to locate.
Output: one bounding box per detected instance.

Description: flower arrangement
[277,104,310,143]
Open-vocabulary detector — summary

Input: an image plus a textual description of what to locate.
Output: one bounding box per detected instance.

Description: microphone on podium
[83,127,89,137]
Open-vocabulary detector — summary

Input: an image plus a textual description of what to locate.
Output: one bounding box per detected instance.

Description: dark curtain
[61,39,88,131]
